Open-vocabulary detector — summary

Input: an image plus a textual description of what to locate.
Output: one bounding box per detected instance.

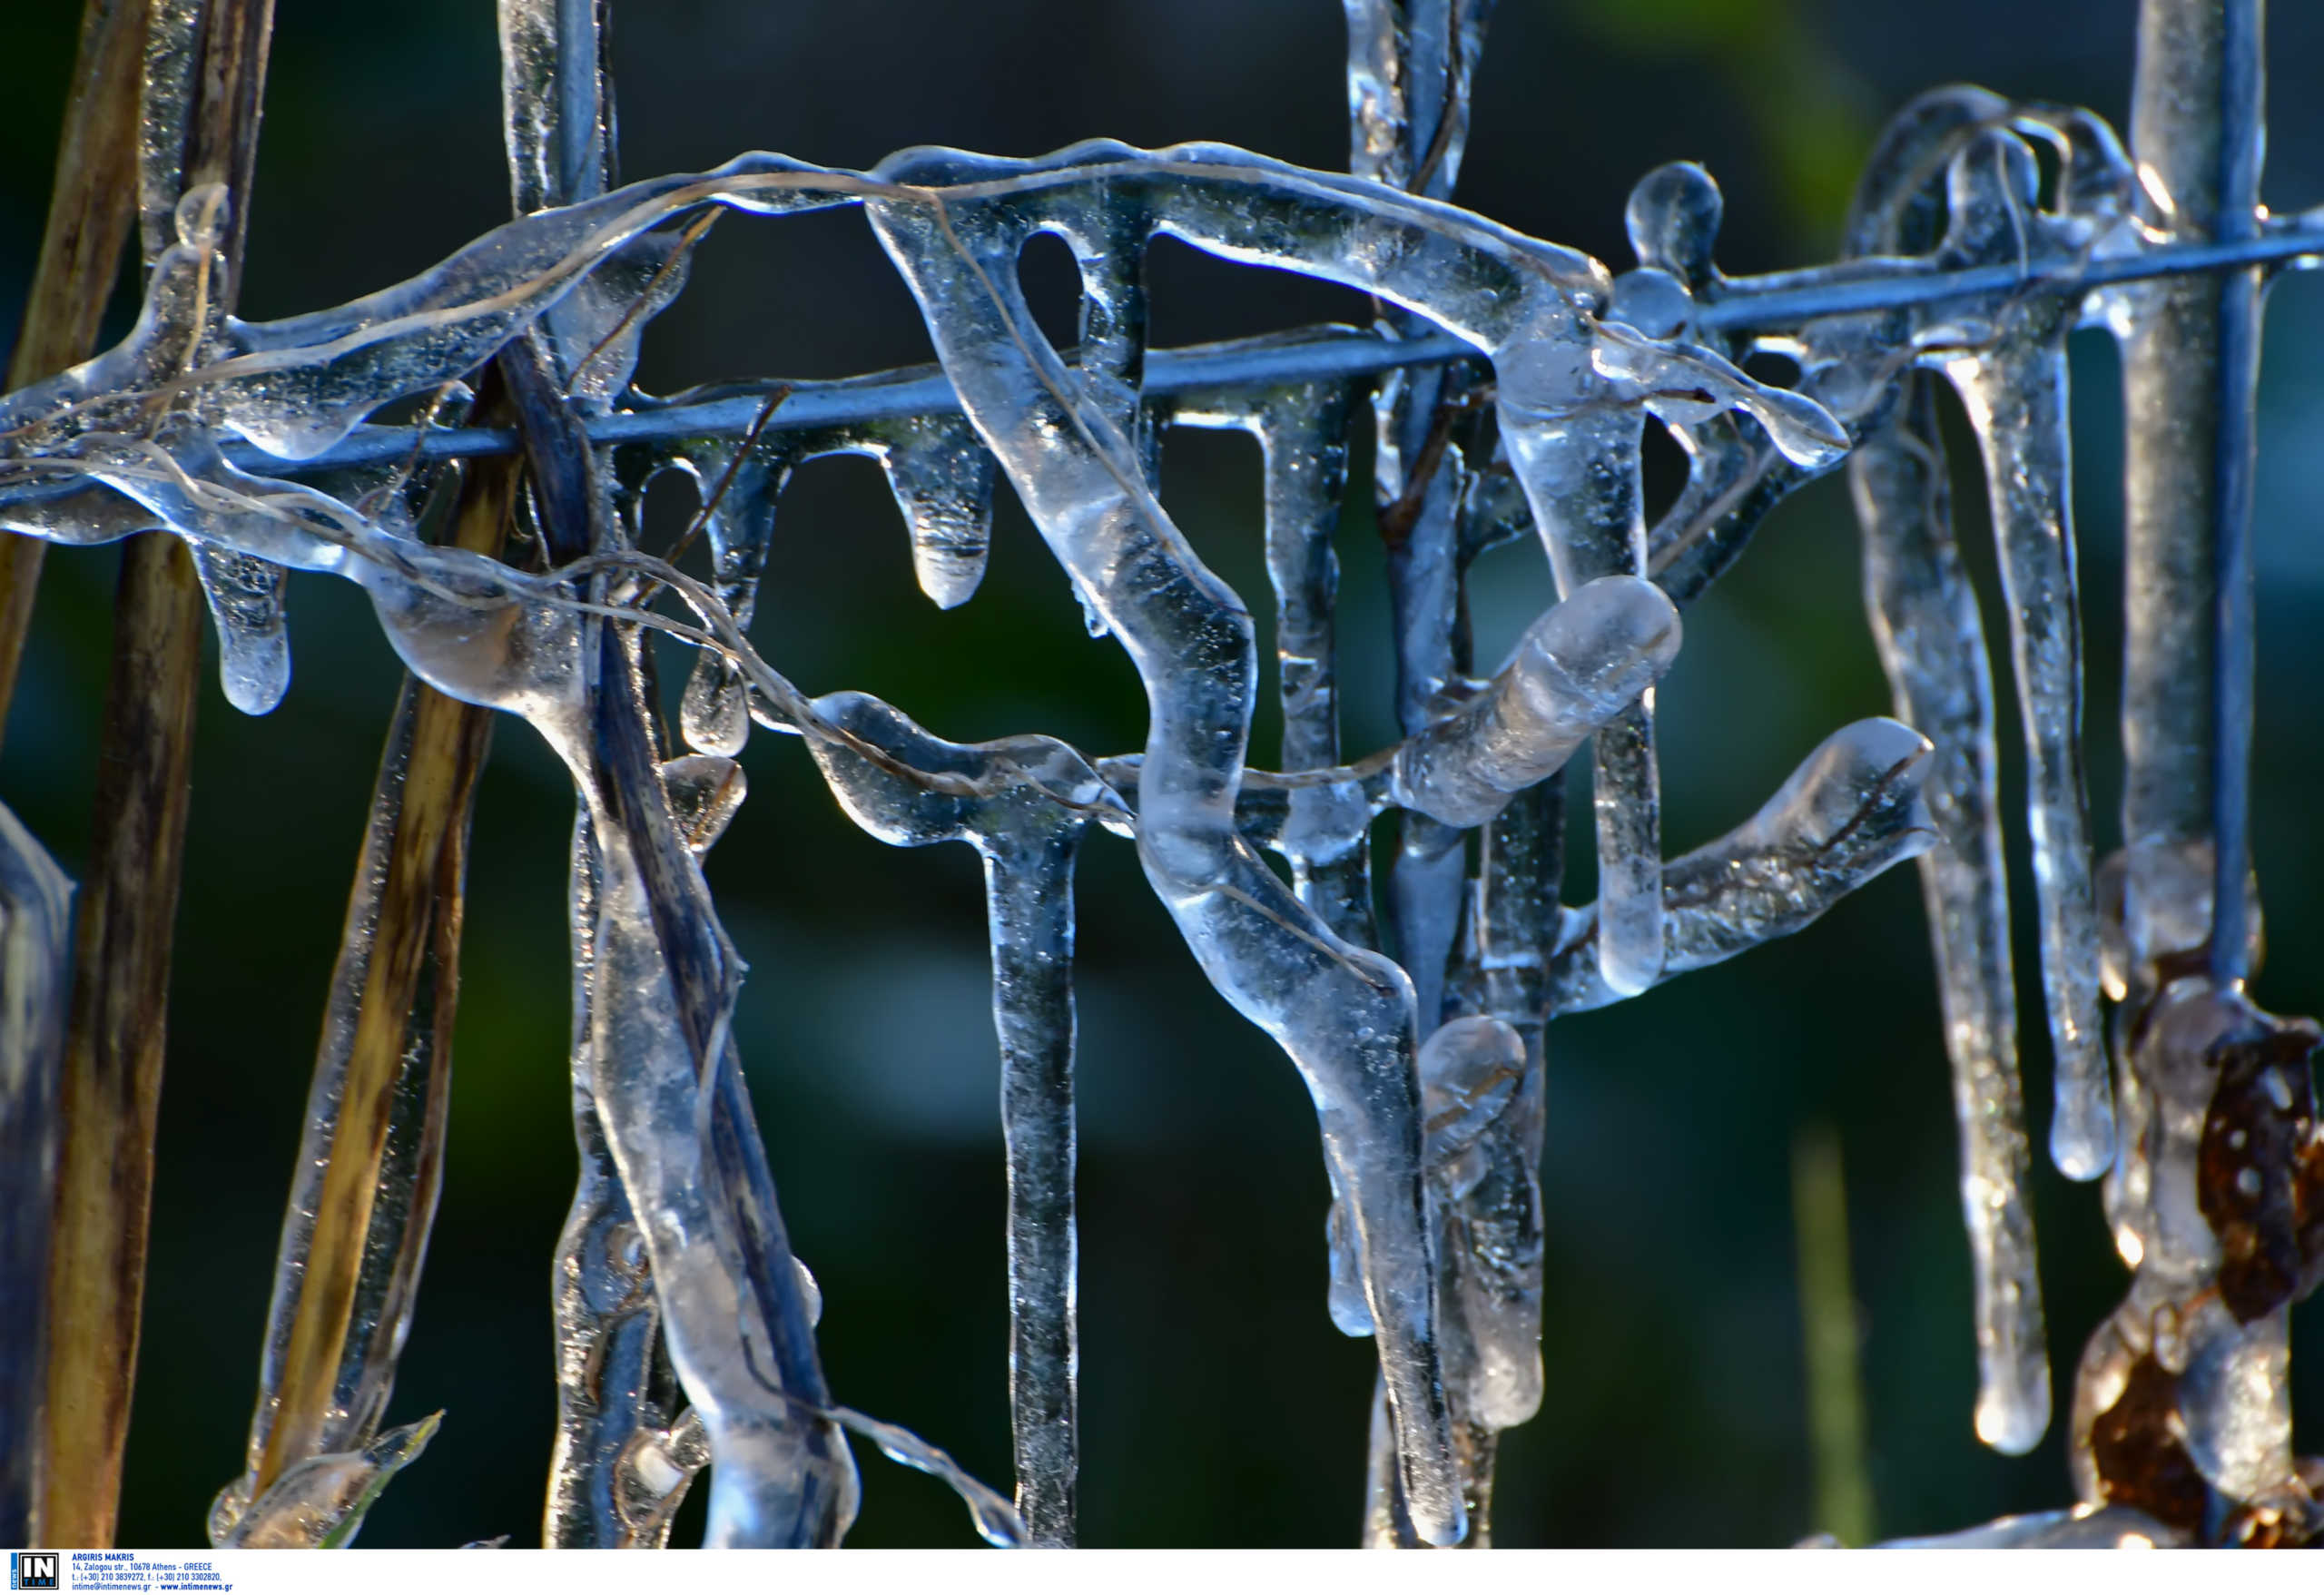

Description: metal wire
[241,211,2324,478]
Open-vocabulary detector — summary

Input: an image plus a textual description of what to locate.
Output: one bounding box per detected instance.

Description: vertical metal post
[2209,0,2264,982]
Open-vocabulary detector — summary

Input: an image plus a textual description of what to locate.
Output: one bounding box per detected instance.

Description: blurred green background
[6,0,2324,1550]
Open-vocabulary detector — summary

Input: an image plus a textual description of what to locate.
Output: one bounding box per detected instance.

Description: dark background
[6,0,2324,1550]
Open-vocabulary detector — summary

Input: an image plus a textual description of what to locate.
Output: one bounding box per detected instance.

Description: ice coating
[211,674,488,1544]
[1545,720,1936,1015]
[2067,924,2323,1539]
[864,153,1464,1544]
[5,8,2299,1541]
[213,1412,441,1550]
[1342,0,1494,202]
[1391,575,1679,828]
[546,761,734,1549]
[1344,0,1495,1058]
[802,690,1109,1547]
[564,636,856,1547]
[646,406,999,757]
[1415,1015,1531,1418]
[0,802,72,1545]
[1165,379,1372,943]
[855,147,1844,1541]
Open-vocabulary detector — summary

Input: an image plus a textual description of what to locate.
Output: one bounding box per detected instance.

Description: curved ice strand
[1094,575,1676,878]
[0,802,72,1546]
[864,178,1468,1546]
[1931,132,2111,1182]
[1546,719,1937,1015]
[0,144,1840,585]
[0,152,864,475]
[1392,576,1679,829]
[1171,380,1381,1343]
[802,691,1109,1548]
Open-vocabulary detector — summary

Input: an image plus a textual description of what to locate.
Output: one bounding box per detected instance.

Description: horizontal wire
[241,212,2324,478]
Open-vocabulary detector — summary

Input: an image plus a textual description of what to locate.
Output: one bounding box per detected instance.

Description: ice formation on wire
[5,0,2322,1551]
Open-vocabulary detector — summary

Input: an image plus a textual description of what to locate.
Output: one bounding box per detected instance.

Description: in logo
[8,1552,56,1591]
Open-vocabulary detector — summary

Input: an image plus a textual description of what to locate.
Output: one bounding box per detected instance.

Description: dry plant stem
[37,0,275,1547]
[249,462,513,1501]
[36,534,202,1548]
[0,0,147,753]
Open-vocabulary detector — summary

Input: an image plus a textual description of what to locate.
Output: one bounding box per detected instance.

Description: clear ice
[5,0,2320,1551]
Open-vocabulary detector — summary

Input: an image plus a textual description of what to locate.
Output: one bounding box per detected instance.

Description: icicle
[1165,380,1372,943]
[192,546,290,714]
[670,431,795,756]
[655,406,997,756]
[0,802,73,1547]
[1547,719,1936,1015]
[1853,379,2052,1454]
[1169,379,1389,1359]
[881,411,997,609]
[803,691,1113,1548]
[1927,129,2116,1182]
